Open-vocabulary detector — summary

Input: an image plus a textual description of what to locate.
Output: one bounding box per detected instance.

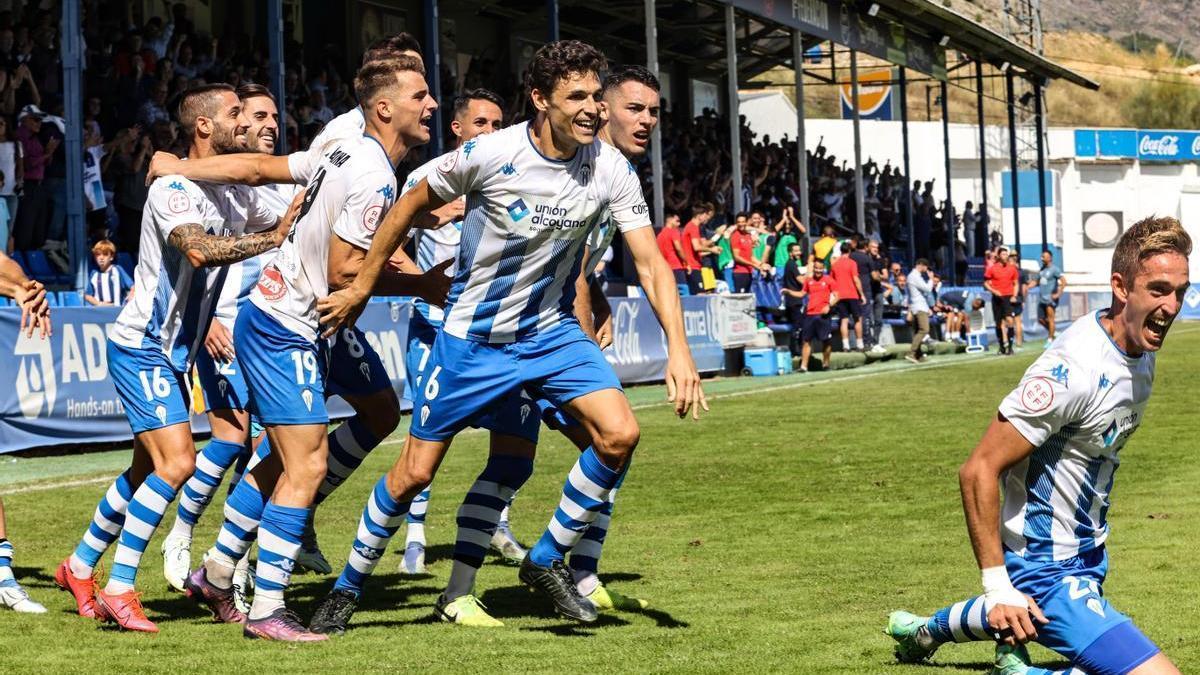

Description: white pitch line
[6,475,115,495]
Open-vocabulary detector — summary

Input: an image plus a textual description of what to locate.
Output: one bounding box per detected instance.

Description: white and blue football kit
[88,265,132,304]
[237,134,396,426]
[922,311,1160,673]
[107,176,276,433]
[194,183,292,414]
[408,122,650,442]
[400,156,541,443]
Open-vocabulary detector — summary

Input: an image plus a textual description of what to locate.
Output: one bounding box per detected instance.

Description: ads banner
[605,296,726,384]
[0,302,414,454]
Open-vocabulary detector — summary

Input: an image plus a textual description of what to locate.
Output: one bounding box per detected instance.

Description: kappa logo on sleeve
[1019,376,1056,413]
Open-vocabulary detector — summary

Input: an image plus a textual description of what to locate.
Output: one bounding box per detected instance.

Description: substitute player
[317,41,707,625]
[885,216,1191,675]
[161,83,291,597]
[55,84,297,633]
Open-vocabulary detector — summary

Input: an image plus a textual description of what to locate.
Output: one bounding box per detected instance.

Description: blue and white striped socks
[172,438,245,538]
[405,489,431,547]
[528,448,621,568]
[925,595,992,644]
[251,502,310,620]
[70,470,134,578]
[570,462,629,578]
[333,476,410,596]
[205,474,268,589]
[316,417,381,504]
[445,456,534,600]
[0,539,13,585]
[107,474,178,593]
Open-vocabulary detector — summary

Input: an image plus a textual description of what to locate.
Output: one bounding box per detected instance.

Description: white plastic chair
[965,308,988,354]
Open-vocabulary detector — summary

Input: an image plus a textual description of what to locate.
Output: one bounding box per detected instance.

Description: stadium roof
[469,0,1098,91]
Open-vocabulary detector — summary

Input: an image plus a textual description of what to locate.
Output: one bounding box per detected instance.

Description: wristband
[981,565,1028,612]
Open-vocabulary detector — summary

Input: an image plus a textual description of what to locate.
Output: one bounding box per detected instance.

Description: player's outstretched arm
[147,150,296,187]
[624,226,708,420]
[169,190,300,268]
[317,178,446,336]
[958,415,1049,646]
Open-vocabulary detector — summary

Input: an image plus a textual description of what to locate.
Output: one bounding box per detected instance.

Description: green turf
[2,328,1199,673]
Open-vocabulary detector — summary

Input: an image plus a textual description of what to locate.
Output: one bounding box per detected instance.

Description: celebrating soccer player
[55,84,298,633]
[885,217,1190,674]
[316,40,707,627]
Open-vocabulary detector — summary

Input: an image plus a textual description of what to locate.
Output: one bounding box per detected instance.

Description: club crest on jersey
[167,191,190,214]
[257,265,287,301]
[520,403,531,424]
[1019,376,1055,413]
[218,379,228,398]
[507,199,530,222]
[420,404,431,425]
[578,163,592,186]
[301,389,314,412]
[363,204,384,232]
[359,362,371,380]
[155,405,168,427]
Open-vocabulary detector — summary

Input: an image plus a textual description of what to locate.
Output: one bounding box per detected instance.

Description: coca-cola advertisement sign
[1136,130,1200,161]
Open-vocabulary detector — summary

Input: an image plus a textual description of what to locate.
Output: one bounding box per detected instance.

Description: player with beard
[181,57,442,642]
[160,84,290,606]
[55,84,299,633]
[317,42,707,626]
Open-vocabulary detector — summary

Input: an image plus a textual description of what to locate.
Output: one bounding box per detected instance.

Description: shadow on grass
[519,614,631,637]
[12,565,56,589]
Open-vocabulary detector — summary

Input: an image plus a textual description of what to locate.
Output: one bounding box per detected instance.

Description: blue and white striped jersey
[401,157,460,325]
[109,175,277,371]
[209,183,293,330]
[88,266,132,305]
[998,310,1155,561]
[251,134,396,342]
[424,122,651,343]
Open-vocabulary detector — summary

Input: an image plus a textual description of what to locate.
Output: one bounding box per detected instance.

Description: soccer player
[985,246,1019,355]
[316,41,707,625]
[795,259,837,372]
[0,250,50,614]
[161,83,291,598]
[885,216,1191,675]
[147,35,443,572]
[184,56,438,642]
[1032,249,1066,347]
[54,84,297,633]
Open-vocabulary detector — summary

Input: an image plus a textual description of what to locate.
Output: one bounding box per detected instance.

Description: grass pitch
[2,327,1199,673]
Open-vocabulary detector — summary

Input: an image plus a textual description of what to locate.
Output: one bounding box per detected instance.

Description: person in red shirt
[681,203,715,294]
[730,213,767,293]
[983,246,1020,355]
[829,241,865,352]
[655,211,688,294]
[795,259,838,372]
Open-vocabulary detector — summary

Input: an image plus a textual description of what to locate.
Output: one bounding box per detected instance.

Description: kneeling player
[885,217,1190,674]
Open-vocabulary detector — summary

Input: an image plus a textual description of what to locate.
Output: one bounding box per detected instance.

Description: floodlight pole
[792,30,810,248]
[645,0,664,229]
[726,4,742,218]
[1034,79,1049,254]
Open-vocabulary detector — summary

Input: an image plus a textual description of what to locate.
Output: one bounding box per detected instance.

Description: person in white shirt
[886,217,1191,675]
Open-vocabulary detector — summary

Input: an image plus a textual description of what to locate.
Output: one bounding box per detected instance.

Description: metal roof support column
[792,30,810,243]
[726,4,742,218]
[424,0,444,157]
[267,0,286,153]
[975,60,989,257]
[1034,79,1049,254]
[62,0,86,290]
[547,0,560,42]
[899,67,915,265]
[851,50,864,235]
[941,78,953,282]
[1006,68,1021,258]
[645,0,664,230]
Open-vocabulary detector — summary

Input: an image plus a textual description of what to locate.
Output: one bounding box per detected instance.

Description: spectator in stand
[962,200,976,256]
[0,116,20,252]
[811,223,838,269]
[905,258,934,364]
[1010,252,1029,348]
[749,210,773,276]
[730,212,765,293]
[983,246,1019,355]
[866,240,888,350]
[681,202,715,295]
[780,241,807,356]
[830,241,864,352]
[0,63,40,117]
[85,239,131,306]
[1033,248,1066,347]
[796,259,837,373]
[770,206,804,279]
[885,272,908,314]
[655,210,688,295]
[309,89,334,125]
[848,235,878,351]
[13,104,52,251]
[139,80,171,127]
[712,221,734,291]
[937,286,971,343]
[105,123,154,255]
